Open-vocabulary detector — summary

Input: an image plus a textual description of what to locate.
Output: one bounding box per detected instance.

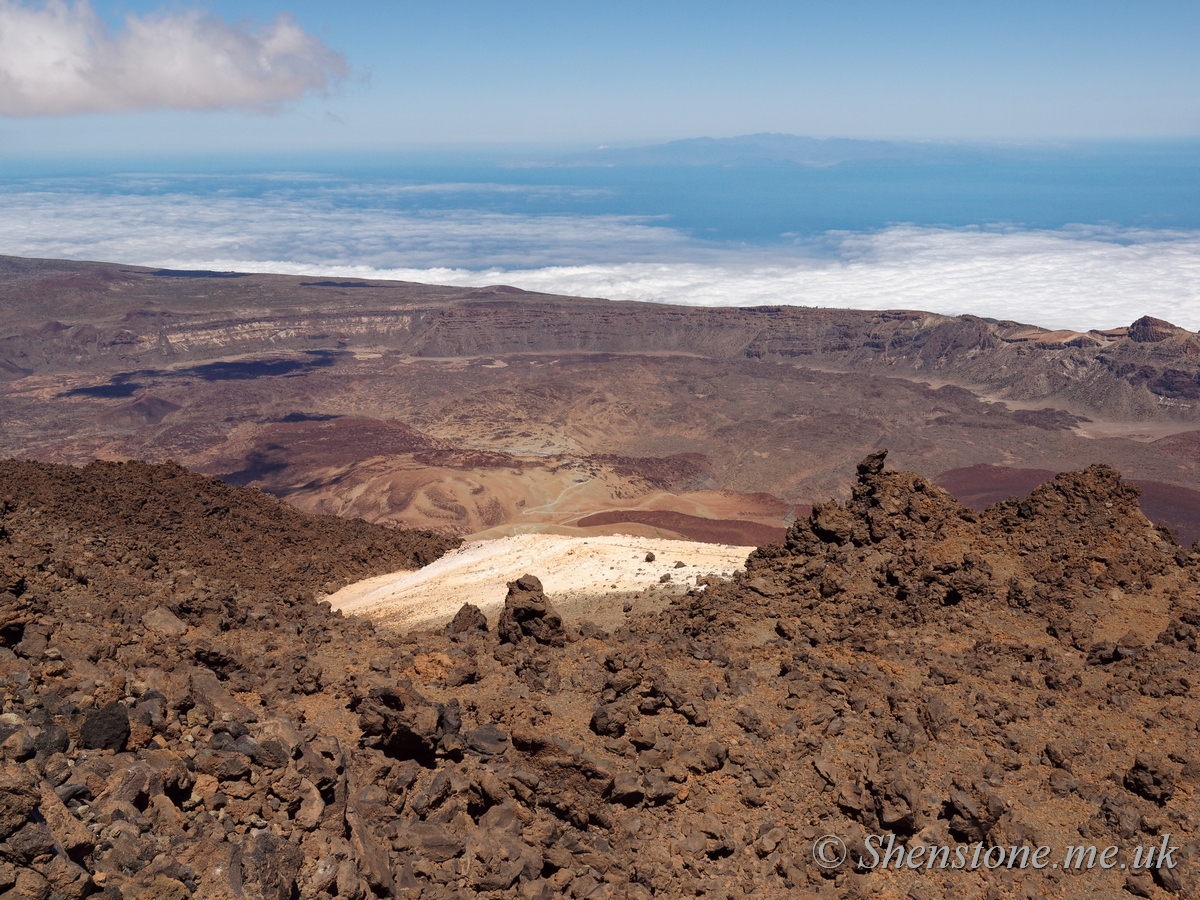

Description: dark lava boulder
[496,574,566,647]
[445,601,489,635]
[80,701,130,751]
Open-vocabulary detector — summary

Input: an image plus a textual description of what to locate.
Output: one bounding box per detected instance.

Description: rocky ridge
[0,454,1198,899]
[3,256,1199,423]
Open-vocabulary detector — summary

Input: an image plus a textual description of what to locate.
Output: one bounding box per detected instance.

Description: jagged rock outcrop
[1129,315,1181,344]
[496,574,566,647]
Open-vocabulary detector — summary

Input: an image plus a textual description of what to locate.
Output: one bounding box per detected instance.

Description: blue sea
[2,141,1198,330]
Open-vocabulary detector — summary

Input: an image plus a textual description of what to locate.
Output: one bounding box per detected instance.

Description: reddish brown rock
[0,454,1196,900]
[496,574,566,647]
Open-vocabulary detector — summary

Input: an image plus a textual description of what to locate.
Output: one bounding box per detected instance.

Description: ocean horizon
[3,140,1198,332]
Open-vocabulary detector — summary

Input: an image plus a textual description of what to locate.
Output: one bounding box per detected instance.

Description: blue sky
[3,0,1199,158]
[2,1,1199,332]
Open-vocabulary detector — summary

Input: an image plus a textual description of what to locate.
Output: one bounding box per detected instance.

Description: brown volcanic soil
[937,464,1200,549]
[933,465,1059,510]
[0,459,458,591]
[3,255,1200,546]
[575,510,787,547]
[2,454,1198,900]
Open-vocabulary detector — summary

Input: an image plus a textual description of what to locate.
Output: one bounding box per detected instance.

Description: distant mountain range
[529,133,1077,168]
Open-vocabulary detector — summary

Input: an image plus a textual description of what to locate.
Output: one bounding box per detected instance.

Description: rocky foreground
[0,454,1198,900]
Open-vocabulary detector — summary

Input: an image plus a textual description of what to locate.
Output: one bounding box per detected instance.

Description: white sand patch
[329,533,754,632]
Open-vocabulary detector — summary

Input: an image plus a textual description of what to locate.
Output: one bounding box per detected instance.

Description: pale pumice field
[328,533,755,632]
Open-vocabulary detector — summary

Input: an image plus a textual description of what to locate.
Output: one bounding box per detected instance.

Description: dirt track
[328,533,754,631]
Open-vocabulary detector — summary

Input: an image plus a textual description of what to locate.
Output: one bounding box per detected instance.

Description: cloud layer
[1,178,1198,333]
[0,179,690,269]
[0,1,346,115]
[242,231,1200,333]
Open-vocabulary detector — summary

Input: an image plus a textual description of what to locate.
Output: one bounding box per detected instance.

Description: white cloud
[0,179,1197,332]
[0,183,689,268]
[192,229,1200,333]
[0,0,346,115]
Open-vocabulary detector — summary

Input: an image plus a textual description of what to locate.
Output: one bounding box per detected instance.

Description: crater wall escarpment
[4,257,1200,425]
[3,256,1200,545]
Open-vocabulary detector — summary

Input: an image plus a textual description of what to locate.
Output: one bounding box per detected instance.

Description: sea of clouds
[1,179,1198,333]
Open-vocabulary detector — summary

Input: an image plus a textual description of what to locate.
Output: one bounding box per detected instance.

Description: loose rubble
[0,453,1197,899]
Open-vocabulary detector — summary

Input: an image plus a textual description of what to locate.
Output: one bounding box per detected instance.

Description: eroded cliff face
[2,256,1199,422]
[0,455,1197,900]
